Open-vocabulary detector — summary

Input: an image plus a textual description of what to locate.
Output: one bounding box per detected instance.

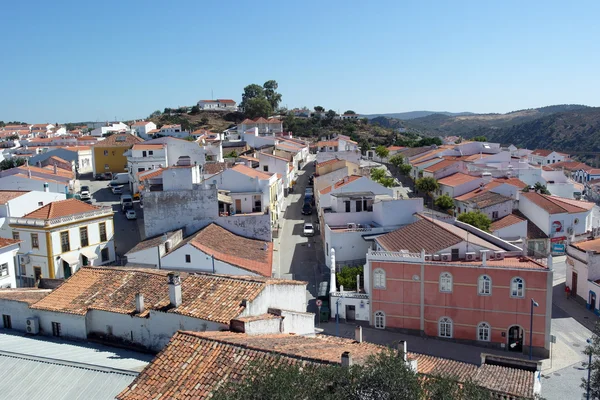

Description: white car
[125,209,137,220]
[303,223,315,237]
[80,185,91,200]
[111,185,123,195]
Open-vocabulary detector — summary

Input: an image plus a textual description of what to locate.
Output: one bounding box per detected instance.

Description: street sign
[552,243,566,254]
[316,299,323,307]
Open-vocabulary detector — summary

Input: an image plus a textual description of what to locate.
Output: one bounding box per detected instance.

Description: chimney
[355,326,363,343]
[27,168,32,179]
[398,340,407,362]
[43,182,49,192]
[341,351,352,367]
[329,248,336,293]
[481,250,488,267]
[53,164,57,174]
[167,272,182,307]
[135,293,145,313]
[356,274,361,292]
[37,161,42,168]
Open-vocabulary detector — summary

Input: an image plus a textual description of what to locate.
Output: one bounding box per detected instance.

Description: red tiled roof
[572,238,600,253]
[423,159,458,173]
[0,190,28,204]
[259,152,288,162]
[387,146,405,151]
[438,173,480,187]
[239,155,260,162]
[186,223,272,276]
[319,175,362,195]
[531,149,552,157]
[231,164,273,180]
[377,218,462,253]
[15,165,73,179]
[203,162,233,175]
[132,121,150,126]
[139,169,164,181]
[522,192,594,214]
[94,134,143,147]
[0,288,51,305]
[132,144,165,150]
[0,237,21,250]
[490,214,526,232]
[464,191,512,209]
[316,158,341,168]
[21,198,102,220]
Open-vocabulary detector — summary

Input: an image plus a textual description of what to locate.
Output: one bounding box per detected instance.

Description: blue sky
[1,0,599,122]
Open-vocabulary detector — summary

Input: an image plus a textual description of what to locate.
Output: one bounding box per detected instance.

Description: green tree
[533,182,551,195]
[336,266,363,290]
[359,139,370,155]
[163,107,172,114]
[149,110,161,118]
[225,150,238,158]
[314,105,325,113]
[240,84,265,111]
[201,116,210,125]
[244,97,273,119]
[415,176,439,196]
[326,109,337,121]
[190,105,200,115]
[263,80,282,111]
[361,117,369,124]
[457,211,492,231]
[582,322,600,398]
[399,164,412,176]
[371,168,386,181]
[0,157,26,171]
[379,176,395,187]
[374,145,389,162]
[389,154,404,168]
[472,136,487,142]
[435,194,455,210]
[344,110,356,115]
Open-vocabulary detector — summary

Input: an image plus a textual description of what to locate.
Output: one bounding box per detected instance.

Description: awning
[81,247,98,260]
[60,252,80,265]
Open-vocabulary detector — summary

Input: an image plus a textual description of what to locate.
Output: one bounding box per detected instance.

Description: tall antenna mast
[211,89,214,100]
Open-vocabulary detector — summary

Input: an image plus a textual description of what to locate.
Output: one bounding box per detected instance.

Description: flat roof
[330,191,375,197]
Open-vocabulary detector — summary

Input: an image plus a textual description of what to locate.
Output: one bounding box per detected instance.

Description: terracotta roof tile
[377,219,462,253]
[138,169,164,181]
[46,155,69,164]
[490,214,526,232]
[117,331,535,400]
[132,121,150,126]
[94,134,143,147]
[423,159,458,173]
[15,165,73,179]
[531,149,553,157]
[464,191,512,209]
[316,158,341,168]
[387,145,405,151]
[438,173,481,187]
[319,175,363,195]
[259,152,288,162]
[125,230,182,255]
[571,238,600,253]
[0,288,51,305]
[522,192,594,214]
[0,237,21,250]
[185,223,272,277]
[0,190,28,204]
[317,140,339,147]
[21,198,102,220]
[239,155,260,162]
[231,164,273,180]
[132,144,165,150]
[203,162,233,175]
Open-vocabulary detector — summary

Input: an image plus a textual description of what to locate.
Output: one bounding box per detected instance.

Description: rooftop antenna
[211,89,214,100]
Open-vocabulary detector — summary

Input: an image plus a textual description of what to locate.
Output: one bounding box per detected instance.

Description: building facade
[92,133,143,175]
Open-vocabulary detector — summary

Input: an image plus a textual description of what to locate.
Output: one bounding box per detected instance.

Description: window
[374,311,385,329]
[99,222,107,242]
[142,151,147,157]
[101,248,109,262]
[38,201,43,206]
[103,150,108,156]
[477,322,490,341]
[185,254,191,263]
[104,164,109,170]
[0,263,8,277]
[439,317,453,338]
[262,165,268,172]
[29,233,39,249]
[149,151,153,156]
[138,167,145,173]
[478,275,492,295]
[60,231,70,252]
[373,268,386,289]
[439,272,453,293]
[51,322,61,337]
[344,201,351,212]
[34,267,42,281]
[2,315,11,329]
[511,277,525,298]
[492,211,499,220]
[12,231,19,241]
[20,264,27,276]
[356,200,362,212]
[80,227,88,247]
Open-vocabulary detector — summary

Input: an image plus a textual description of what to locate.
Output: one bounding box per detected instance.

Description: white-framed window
[477,322,490,341]
[373,268,386,289]
[439,317,453,338]
[0,263,8,277]
[374,311,385,329]
[511,277,525,298]
[478,275,492,295]
[439,272,452,293]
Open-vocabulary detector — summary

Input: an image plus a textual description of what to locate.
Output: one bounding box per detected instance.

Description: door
[451,248,459,261]
[508,326,523,352]
[589,291,597,311]
[346,305,356,321]
[572,271,578,298]
[235,199,242,213]
[63,261,72,279]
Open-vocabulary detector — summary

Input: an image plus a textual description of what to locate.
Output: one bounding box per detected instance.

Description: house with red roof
[238,117,283,136]
[436,173,484,199]
[197,99,237,111]
[130,121,157,139]
[528,149,569,166]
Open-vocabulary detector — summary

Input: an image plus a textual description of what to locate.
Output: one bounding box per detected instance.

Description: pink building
[364,217,552,357]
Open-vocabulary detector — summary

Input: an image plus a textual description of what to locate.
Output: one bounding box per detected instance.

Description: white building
[316,134,361,165]
[318,175,393,209]
[0,266,313,351]
[130,121,157,139]
[158,124,188,138]
[258,152,293,192]
[9,199,115,285]
[566,238,600,310]
[528,149,569,166]
[0,190,66,239]
[436,173,484,199]
[238,118,283,135]
[0,165,77,194]
[126,223,273,277]
[0,238,22,288]
[90,122,129,138]
[197,99,237,111]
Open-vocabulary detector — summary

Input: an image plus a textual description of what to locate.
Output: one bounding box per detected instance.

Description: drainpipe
[212,254,215,273]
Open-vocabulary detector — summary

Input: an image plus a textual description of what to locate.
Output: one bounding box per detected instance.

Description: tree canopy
[263,80,282,111]
[336,266,363,291]
[389,154,404,168]
[457,211,492,232]
[240,81,282,116]
[314,105,325,113]
[244,97,273,119]
[344,110,356,115]
[415,177,439,195]
[472,136,487,142]
[0,157,26,171]
[582,322,600,398]
[370,168,386,181]
[375,145,389,161]
[435,194,455,211]
[399,164,412,175]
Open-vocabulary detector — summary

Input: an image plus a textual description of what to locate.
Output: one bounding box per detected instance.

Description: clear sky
[1,0,599,122]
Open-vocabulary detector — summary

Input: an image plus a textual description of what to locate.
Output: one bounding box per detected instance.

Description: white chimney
[398,340,407,362]
[53,164,57,174]
[341,351,352,367]
[329,248,336,293]
[167,272,182,307]
[43,182,49,192]
[135,293,145,313]
[355,326,363,343]
[481,250,488,267]
[356,274,360,292]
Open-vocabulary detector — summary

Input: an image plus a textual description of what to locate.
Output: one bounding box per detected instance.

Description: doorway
[235,199,242,213]
[451,248,459,261]
[508,326,523,352]
[572,271,578,298]
[346,305,356,322]
[590,291,597,311]
[63,261,72,279]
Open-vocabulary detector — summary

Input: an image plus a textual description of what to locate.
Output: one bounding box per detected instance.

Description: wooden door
[572,271,578,298]
[235,199,242,213]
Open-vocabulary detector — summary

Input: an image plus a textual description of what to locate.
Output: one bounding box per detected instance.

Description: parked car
[111,185,123,195]
[302,203,312,215]
[95,172,112,181]
[303,223,315,237]
[80,185,91,200]
[125,209,137,220]
[121,194,133,212]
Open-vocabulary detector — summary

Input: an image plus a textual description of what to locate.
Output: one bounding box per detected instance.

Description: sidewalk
[553,282,598,332]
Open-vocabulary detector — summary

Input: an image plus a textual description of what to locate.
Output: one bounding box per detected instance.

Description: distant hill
[364,111,474,120]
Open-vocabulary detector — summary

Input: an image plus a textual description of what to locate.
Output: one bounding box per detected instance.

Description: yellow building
[92,133,144,175]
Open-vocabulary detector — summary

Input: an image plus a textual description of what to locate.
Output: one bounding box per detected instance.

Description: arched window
[511,277,525,298]
[374,311,385,329]
[477,322,491,341]
[373,268,386,289]
[439,317,453,338]
[439,272,453,293]
[478,275,492,295]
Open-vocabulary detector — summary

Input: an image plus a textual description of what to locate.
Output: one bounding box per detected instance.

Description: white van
[110,173,129,186]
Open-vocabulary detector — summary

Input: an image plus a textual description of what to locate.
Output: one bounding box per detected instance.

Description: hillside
[464,107,600,153]
[363,111,474,120]
[144,110,243,134]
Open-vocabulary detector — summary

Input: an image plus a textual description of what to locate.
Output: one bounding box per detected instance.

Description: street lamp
[529,298,539,360]
[587,338,592,400]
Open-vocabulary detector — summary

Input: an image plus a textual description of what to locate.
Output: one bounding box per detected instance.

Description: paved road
[79,174,143,258]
